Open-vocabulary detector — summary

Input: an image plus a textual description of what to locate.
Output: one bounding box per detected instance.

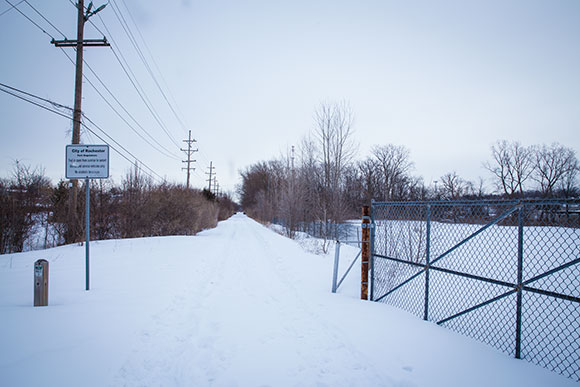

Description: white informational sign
[66,144,110,179]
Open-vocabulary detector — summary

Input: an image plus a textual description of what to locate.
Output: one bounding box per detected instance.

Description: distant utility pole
[52,0,109,242]
[213,176,218,195]
[181,130,198,189]
[206,161,215,192]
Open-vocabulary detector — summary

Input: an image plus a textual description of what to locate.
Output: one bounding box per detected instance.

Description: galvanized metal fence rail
[331,240,362,293]
[271,218,356,241]
[370,199,580,381]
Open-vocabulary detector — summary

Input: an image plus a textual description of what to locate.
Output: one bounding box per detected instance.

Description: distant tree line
[0,162,237,254]
[238,102,580,239]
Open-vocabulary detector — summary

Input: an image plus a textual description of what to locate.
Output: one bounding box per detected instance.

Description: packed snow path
[0,214,575,386]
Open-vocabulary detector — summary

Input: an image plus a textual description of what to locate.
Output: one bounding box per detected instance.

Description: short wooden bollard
[34,259,49,307]
[361,206,370,300]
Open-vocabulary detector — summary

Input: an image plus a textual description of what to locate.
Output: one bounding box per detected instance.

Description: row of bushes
[0,163,238,254]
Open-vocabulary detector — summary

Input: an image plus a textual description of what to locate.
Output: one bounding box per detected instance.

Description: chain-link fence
[371,199,580,381]
[272,218,358,242]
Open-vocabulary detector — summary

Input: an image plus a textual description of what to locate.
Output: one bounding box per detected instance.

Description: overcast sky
[1,0,579,196]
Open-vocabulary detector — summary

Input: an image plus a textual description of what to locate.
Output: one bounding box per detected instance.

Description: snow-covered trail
[0,214,575,387]
[114,214,390,386]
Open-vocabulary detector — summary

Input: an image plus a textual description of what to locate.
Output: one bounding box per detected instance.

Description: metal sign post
[85,177,90,291]
[66,145,109,290]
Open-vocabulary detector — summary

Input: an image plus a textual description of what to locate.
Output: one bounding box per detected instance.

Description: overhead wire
[92,4,208,185]
[115,0,189,136]
[0,0,23,16]
[61,0,179,160]
[59,53,180,164]
[0,82,72,120]
[5,1,212,186]
[0,81,72,113]
[80,55,182,160]
[113,0,220,184]
[23,0,67,39]
[0,82,165,183]
[8,0,181,162]
[103,1,181,148]
[4,0,55,39]
[67,0,182,151]
[81,115,166,182]
[17,1,180,160]
[92,1,216,185]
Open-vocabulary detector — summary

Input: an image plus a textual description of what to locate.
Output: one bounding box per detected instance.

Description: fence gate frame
[369,198,580,380]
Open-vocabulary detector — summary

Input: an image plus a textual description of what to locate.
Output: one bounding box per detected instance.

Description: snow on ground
[0,213,575,386]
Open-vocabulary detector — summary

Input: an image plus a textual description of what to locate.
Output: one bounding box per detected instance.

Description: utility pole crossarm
[51,38,110,47]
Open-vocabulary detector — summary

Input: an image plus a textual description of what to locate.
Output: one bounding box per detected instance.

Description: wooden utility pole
[52,0,109,242]
[361,206,371,300]
[206,161,215,192]
[181,130,198,189]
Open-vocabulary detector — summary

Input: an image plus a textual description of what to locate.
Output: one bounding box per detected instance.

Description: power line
[0,81,72,113]
[65,1,213,186]
[23,0,67,39]
[108,45,180,148]
[115,0,189,136]
[68,0,181,150]
[0,82,72,119]
[0,81,165,183]
[81,55,182,160]
[94,1,215,181]
[82,115,166,182]
[105,2,180,147]
[1,2,178,184]
[4,0,212,186]
[56,45,180,161]
[0,0,23,16]
[4,0,55,39]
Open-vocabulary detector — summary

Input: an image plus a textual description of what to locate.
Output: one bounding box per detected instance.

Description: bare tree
[0,162,51,253]
[314,101,356,224]
[371,144,413,201]
[440,171,466,200]
[120,162,153,238]
[533,143,579,197]
[559,157,579,197]
[484,140,534,197]
[358,157,379,204]
[297,134,321,226]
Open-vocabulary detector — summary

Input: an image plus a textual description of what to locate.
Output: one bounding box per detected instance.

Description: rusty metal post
[34,259,49,307]
[361,206,370,300]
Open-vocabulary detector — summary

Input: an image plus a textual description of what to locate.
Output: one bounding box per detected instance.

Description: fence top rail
[371,198,580,207]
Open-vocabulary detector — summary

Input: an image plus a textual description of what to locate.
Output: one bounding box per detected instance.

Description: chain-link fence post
[515,202,524,359]
[370,201,376,301]
[424,204,431,321]
[332,241,341,293]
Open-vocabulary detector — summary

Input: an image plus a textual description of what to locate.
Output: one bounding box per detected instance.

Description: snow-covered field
[0,214,575,386]
[371,218,580,381]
